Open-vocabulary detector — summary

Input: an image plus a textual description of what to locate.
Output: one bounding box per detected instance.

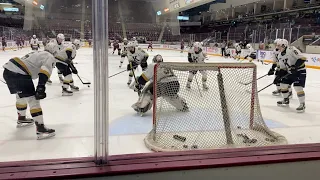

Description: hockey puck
[173,135,186,142]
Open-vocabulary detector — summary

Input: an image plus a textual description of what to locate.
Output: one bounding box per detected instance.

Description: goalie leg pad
[157,81,180,97]
[131,92,153,113]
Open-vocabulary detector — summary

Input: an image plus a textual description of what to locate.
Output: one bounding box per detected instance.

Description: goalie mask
[153,54,163,63]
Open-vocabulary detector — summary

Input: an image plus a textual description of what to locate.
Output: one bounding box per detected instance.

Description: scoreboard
[157,0,215,15]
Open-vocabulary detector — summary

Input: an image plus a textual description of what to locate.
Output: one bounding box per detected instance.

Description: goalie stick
[239,74,268,85]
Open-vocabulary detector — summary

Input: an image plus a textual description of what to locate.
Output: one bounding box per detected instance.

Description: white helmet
[32,35,36,38]
[73,39,81,50]
[57,33,65,42]
[277,39,289,48]
[246,44,252,49]
[45,42,57,55]
[193,42,202,50]
[123,38,127,41]
[274,38,281,44]
[132,37,136,40]
[153,54,163,63]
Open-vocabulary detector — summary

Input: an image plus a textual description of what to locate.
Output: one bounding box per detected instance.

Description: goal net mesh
[144,62,287,152]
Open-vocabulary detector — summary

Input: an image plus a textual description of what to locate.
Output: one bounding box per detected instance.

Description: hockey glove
[268,69,275,76]
[35,85,46,100]
[69,63,78,74]
[288,66,297,74]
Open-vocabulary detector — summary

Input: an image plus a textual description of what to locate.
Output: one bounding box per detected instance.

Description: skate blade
[37,133,56,140]
[71,89,80,92]
[16,122,35,128]
[297,109,305,113]
[62,93,73,96]
[277,104,289,107]
[272,94,281,96]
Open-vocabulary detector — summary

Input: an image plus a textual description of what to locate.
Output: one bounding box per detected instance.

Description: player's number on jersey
[21,52,35,60]
[293,50,299,56]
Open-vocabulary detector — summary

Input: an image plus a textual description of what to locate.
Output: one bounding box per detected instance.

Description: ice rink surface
[0,47,319,162]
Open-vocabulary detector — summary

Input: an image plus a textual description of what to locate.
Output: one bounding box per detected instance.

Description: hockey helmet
[246,44,252,49]
[56,33,65,44]
[153,54,163,63]
[127,41,136,52]
[123,38,128,41]
[45,42,58,55]
[276,39,289,47]
[193,42,202,53]
[73,39,81,50]
[32,35,36,39]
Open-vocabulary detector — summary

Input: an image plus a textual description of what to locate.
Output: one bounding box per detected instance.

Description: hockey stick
[194,74,203,97]
[239,74,268,85]
[76,74,91,86]
[109,69,127,78]
[0,78,6,84]
[246,73,291,93]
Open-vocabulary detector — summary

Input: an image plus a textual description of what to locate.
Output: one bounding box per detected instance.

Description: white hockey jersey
[121,42,128,53]
[235,44,242,52]
[248,47,256,54]
[50,39,65,51]
[141,63,178,83]
[30,38,39,48]
[55,44,77,65]
[277,46,306,71]
[3,51,56,79]
[188,49,207,63]
[127,47,148,64]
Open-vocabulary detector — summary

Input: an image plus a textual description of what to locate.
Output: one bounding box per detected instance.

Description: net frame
[145,62,287,152]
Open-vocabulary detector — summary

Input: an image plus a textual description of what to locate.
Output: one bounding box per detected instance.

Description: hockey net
[144,62,287,152]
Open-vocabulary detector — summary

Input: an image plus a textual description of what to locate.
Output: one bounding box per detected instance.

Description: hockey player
[119,38,128,68]
[48,33,66,84]
[54,39,81,96]
[2,43,57,139]
[30,35,40,51]
[243,44,256,62]
[180,40,185,53]
[234,43,242,60]
[147,42,153,51]
[112,40,121,55]
[224,46,231,58]
[276,39,307,113]
[267,39,292,97]
[186,42,208,90]
[130,54,188,115]
[126,41,149,85]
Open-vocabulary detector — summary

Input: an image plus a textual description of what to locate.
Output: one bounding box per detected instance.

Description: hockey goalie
[130,54,189,116]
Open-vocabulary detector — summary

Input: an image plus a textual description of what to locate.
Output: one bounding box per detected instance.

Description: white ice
[0,47,319,162]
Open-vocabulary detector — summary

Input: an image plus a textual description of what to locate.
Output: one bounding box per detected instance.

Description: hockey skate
[277,98,289,107]
[296,103,305,113]
[272,90,281,96]
[36,122,55,140]
[203,84,209,91]
[62,87,73,96]
[46,79,52,85]
[17,116,34,128]
[70,85,80,92]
